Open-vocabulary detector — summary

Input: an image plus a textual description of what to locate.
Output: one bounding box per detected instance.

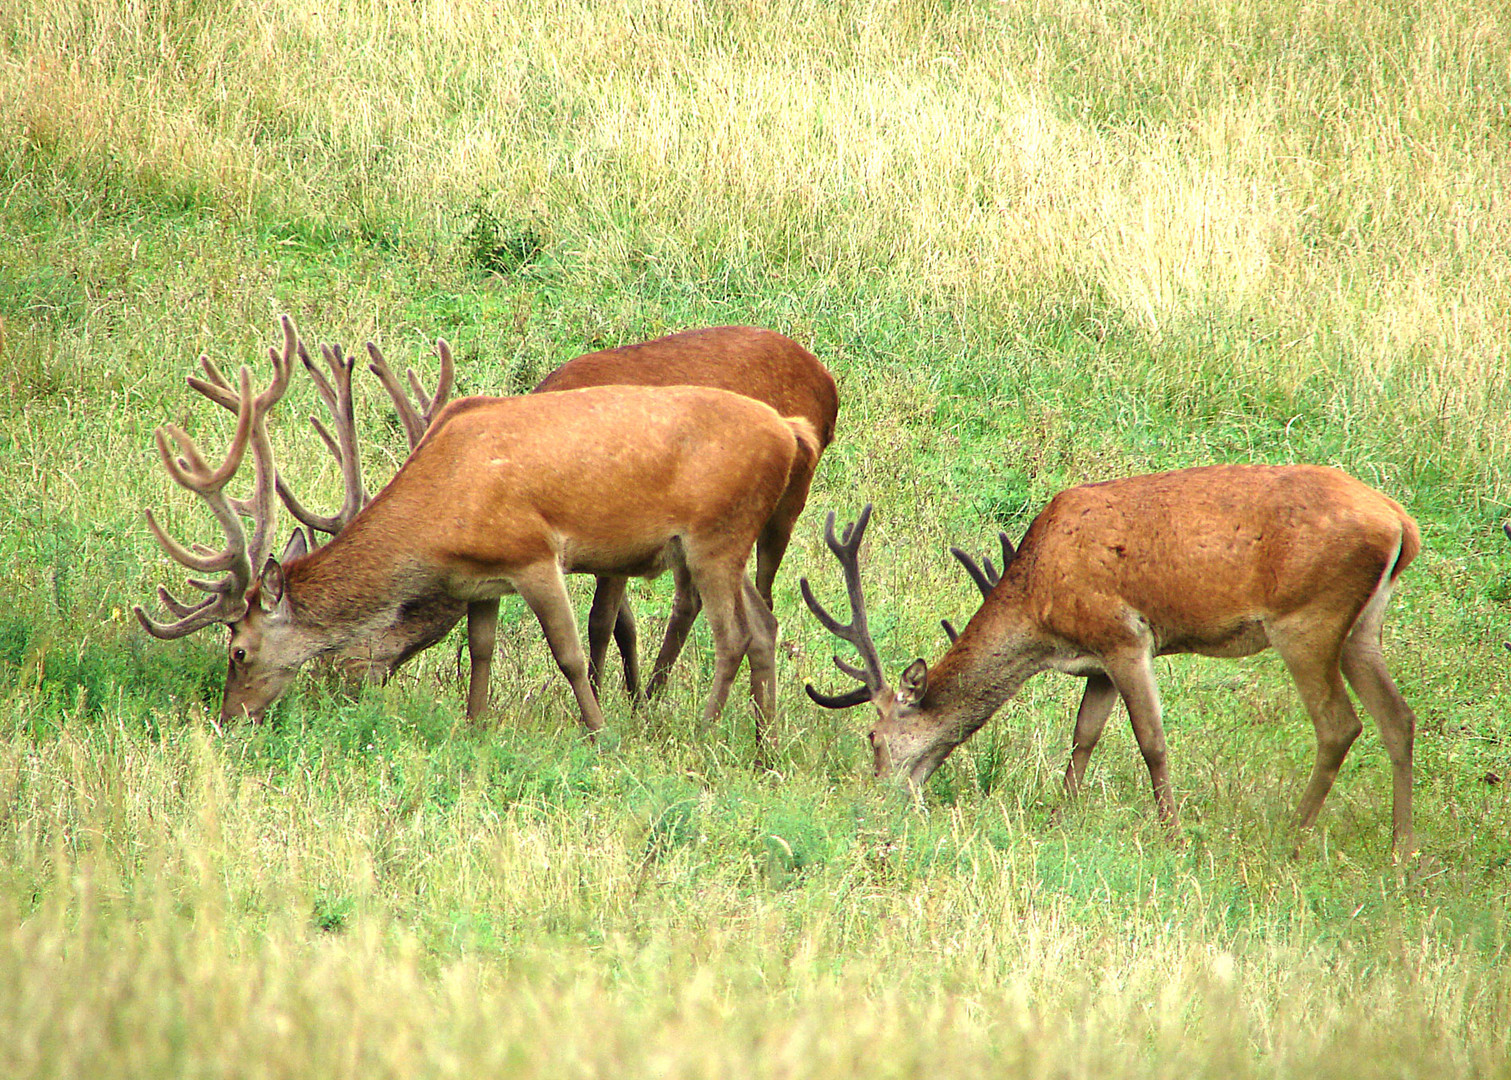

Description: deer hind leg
[1102,651,1179,832]
[512,563,607,735]
[647,553,701,700]
[613,596,643,705]
[741,574,780,763]
[465,598,500,720]
[683,562,752,729]
[1064,673,1118,799]
[753,468,813,608]
[586,575,632,700]
[1340,576,1417,855]
[1268,618,1362,839]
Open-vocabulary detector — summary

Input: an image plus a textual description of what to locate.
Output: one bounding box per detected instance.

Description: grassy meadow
[3,0,1511,1074]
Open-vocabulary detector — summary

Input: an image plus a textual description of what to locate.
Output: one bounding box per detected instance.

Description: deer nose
[221,700,263,725]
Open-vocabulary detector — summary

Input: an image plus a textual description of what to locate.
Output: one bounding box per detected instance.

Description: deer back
[533,326,838,448]
[965,464,1419,658]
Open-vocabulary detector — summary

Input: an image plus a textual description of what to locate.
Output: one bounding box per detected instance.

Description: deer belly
[1160,620,1271,658]
[1046,653,1109,677]
[558,537,676,579]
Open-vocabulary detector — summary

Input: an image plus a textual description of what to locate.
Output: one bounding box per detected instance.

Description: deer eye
[231,646,247,664]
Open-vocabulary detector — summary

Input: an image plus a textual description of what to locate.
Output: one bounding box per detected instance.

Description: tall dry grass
[2,717,1506,1078]
[6,1,1508,430]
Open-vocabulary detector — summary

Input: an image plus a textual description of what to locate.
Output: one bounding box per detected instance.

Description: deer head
[799,505,980,786]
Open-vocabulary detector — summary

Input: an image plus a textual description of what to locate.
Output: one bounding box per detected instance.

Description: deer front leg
[466,598,500,720]
[1102,652,1179,834]
[1064,673,1117,798]
[513,565,607,735]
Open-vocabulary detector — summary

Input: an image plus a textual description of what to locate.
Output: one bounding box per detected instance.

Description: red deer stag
[271,326,837,701]
[186,333,460,680]
[801,465,1421,853]
[136,317,819,745]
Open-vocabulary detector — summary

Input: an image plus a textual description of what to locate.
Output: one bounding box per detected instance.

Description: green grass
[2,0,1511,1075]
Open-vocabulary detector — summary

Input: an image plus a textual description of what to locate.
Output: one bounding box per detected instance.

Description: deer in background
[136,317,819,749]
[272,325,838,705]
[532,327,838,702]
[802,465,1422,854]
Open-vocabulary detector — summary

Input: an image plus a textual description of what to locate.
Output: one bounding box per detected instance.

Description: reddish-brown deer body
[533,326,838,700]
[308,327,837,700]
[137,319,818,744]
[803,465,1421,852]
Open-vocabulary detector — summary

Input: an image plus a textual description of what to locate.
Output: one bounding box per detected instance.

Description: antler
[366,338,454,450]
[941,531,1016,643]
[133,316,296,639]
[274,340,370,541]
[800,504,887,709]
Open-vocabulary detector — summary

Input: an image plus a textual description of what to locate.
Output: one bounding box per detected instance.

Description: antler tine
[153,584,206,618]
[155,367,256,496]
[256,314,297,414]
[187,354,239,413]
[274,338,369,540]
[367,338,454,451]
[948,531,1016,599]
[240,315,297,570]
[134,594,226,640]
[136,318,299,640]
[800,504,888,707]
[425,338,455,422]
[295,339,348,461]
[941,531,1017,643]
[804,682,875,709]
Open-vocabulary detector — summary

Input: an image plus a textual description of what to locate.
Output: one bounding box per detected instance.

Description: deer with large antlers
[279,326,837,699]
[802,465,1422,853]
[137,317,819,742]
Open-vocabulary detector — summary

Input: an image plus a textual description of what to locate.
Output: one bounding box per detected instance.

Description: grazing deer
[533,326,838,702]
[801,465,1422,853]
[136,317,819,745]
[275,326,837,700]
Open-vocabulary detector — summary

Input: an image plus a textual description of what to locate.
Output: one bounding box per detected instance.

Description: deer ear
[898,659,928,706]
[280,528,309,564]
[259,557,287,606]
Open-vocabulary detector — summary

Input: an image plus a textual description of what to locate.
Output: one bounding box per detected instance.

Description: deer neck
[281,528,439,658]
[906,601,1050,779]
